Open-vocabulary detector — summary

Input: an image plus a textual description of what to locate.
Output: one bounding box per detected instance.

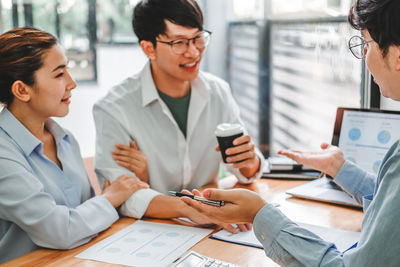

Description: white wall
[53,45,148,157]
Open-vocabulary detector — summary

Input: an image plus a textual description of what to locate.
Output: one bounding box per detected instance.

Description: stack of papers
[211,222,360,253]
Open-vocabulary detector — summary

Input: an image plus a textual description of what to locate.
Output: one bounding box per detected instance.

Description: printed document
[76,220,213,267]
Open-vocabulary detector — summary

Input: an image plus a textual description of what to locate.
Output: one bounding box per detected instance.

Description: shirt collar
[140,60,210,107]
[45,118,70,144]
[141,61,160,107]
[0,108,69,156]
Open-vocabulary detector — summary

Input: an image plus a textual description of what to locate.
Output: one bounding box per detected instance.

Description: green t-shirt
[158,89,191,138]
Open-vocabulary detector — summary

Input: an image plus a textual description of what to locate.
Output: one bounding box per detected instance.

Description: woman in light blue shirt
[0,27,148,264]
[182,0,400,266]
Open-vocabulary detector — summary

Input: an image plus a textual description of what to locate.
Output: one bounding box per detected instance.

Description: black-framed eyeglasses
[348,35,373,59]
[156,30,212,55]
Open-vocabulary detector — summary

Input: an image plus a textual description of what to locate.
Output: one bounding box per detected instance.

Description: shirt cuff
[253,203,292,250]
[119,188,162,219]
[334,160,363,196]
[226,150,265,184]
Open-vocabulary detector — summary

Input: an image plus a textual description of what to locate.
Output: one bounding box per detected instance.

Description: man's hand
[216,135,260,178]
[113,141,149,183]
[278,142,345,177]
[181,188,266,225]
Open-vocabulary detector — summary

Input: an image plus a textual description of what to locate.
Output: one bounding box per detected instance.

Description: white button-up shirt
[93,61,264,218]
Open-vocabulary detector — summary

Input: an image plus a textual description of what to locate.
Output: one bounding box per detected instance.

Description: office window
[227,22,261,147]
[96,0,138,44]
[270,20,362,153]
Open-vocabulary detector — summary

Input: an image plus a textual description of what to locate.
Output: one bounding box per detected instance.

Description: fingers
[226,150,256,163]
[103,179,111,190]
[233,135,251,146]
[181,189,192,195]
[113,147,142,158]
[133,180,150,190]
[221,223,238,234]
[277,149,302,162]
[237,223,249,232]
[226,139,253,156]
[191,189,201,196]
[245,223,253,230]
[130,141,138,149]
[202,188,240,203]
[113,154,144,165]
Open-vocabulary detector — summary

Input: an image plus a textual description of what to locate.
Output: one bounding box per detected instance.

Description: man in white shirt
[93,0,264,231]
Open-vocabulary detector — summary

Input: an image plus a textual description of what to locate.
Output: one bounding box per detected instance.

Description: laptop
[286,107,400,208]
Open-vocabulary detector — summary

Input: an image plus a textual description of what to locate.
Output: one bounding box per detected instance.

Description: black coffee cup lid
[215,123,244,137]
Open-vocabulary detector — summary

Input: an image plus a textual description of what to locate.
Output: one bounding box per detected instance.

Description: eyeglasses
[156,30,212,55]
[348,35,373,59]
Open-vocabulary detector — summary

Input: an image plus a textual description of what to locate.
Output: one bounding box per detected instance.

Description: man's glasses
[348,35,373,59]
[156,30,212,55]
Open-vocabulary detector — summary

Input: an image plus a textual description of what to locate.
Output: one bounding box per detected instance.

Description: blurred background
[1,0,399,158]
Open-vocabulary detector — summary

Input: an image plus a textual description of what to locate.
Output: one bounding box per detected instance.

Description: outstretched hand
[277,142,345,177]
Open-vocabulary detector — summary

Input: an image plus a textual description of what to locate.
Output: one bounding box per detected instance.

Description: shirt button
[260,234,265,240]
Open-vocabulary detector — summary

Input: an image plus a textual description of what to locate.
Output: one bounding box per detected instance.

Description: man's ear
[11,81,32,103]
[140,40,156,60]
[394,46,400,72]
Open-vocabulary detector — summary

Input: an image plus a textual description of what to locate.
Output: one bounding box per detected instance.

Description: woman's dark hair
[0,27,58,107]
[348,0,400,56]
[132,0,203,46]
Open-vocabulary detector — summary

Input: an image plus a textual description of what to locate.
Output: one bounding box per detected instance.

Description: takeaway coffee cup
[215,123,244,163]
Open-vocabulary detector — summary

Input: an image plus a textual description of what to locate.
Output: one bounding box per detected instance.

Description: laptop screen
[332,108,400,174]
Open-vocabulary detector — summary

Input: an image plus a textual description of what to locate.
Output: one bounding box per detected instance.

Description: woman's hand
[101,176,149,208]
[112,141,149,183]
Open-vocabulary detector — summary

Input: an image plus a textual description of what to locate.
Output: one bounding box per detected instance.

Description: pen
[168,191,225,207]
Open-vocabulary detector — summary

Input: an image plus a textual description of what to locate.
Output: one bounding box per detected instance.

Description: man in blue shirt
[182,0,400,266]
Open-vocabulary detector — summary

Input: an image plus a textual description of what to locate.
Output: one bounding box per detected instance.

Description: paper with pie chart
[338,110,400,174]
[76,220,213,267]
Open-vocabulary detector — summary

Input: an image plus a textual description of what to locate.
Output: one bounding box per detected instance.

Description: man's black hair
[349,0,400,56]
[132,0,203,47]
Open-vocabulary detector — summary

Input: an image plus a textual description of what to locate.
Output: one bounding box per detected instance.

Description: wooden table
[4,177,363,267]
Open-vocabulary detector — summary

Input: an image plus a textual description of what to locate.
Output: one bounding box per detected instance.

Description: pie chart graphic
[377,130,391,144]
[348,128,361,141]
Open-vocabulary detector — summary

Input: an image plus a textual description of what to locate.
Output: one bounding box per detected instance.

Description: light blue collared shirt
[0,108,119,264]
[252,141,400,266]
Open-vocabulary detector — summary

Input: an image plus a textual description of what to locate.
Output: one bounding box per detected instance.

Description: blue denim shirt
[0,108,118,263]
[253,140,400,266]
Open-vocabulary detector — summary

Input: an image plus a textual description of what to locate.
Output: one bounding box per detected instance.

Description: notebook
[286,107,400,208]
[262,155,322,180]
